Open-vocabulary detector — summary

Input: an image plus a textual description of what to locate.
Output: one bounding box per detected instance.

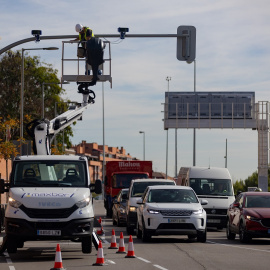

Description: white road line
[153,265,168,270]
[137,257,151,263]
[207,240,270,253]
[106,259,116,264]
[9,266,16,270]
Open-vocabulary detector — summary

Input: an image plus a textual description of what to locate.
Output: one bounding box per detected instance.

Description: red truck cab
[104,161,152,217]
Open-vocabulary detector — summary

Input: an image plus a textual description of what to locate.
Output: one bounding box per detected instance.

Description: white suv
[126,179,176,235]
[136,185,208,242]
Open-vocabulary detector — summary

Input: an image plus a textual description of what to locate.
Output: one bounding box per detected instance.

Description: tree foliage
[233,169,270,194]
[0,50,74,150]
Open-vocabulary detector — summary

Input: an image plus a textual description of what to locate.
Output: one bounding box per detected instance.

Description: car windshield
[12,160,86,187]
[148,189,198,203]
[131,181,175,197]
[245,195,270,208]
[112,173,148,188]
[190,178,233,196]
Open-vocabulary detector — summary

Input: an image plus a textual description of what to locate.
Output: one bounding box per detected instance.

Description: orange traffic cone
[116,232,126,254]
[93,241,107,266]
[97,217,104,235]
[50,244,65,270]
[125,235,136,258]
[108,229,118,249]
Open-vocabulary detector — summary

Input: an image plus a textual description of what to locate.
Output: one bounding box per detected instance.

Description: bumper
[144,214,206,236]
[5,217,94,240]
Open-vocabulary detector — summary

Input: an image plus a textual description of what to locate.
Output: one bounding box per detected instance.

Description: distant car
[226,192,270,243]
[136,185,208,242]
[112,188,129,226]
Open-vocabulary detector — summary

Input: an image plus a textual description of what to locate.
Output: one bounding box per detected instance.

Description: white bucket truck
[0,91,101,254]
[178,166,235,229]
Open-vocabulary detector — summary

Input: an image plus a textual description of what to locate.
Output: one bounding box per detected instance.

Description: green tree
[233,169,270,194]
[0,50,74,151]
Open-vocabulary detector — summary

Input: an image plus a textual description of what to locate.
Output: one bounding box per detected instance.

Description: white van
[178,166,235,229]
[126,178,176,234]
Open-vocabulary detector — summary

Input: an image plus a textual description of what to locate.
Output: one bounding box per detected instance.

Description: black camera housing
[31,30,42,42]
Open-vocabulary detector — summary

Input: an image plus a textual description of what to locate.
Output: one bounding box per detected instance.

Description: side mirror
[200,199,208,205]
[0,179,9,193]
[90,179,102,194]
[136,198,143,204]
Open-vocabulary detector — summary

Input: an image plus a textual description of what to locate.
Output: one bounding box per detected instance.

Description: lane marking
[106,259,116,264]
[153,265,169,270]
[137,257,151,263]
[207,240,270,253]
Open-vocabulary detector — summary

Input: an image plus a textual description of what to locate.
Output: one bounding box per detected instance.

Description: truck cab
[0,155,101,254]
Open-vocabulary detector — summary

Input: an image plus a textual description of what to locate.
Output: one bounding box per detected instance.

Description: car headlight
[147,209,160,214]
[76,196,91,208]
[193,208,203,215]
[9,197,22,208]
[129,206,137,212]
[119,207,126,214]
[246,215,260,221]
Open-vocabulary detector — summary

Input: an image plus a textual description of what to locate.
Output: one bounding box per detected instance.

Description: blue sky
[1,0,269,181]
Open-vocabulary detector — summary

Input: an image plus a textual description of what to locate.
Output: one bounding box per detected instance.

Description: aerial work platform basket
[61,40,112,88]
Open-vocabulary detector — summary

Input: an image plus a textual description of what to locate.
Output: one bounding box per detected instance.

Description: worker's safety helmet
[75,24,83,32]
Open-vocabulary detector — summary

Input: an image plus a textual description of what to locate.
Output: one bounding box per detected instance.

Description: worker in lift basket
[75,23,94,47]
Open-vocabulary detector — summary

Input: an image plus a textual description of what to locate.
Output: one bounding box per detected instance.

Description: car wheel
[197,230,207,243]
[117,214,121,227]
[6,236,17,253]
[226,220,236,240]
[81,235,93,254]
[142,220,151,242]
[112,213,117,225]
[239,222,251,243]
[136,222,142,239]
[126,224,134,235]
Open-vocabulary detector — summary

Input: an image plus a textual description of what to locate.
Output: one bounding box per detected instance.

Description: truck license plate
[168,218,186,223]
[207,219,220,223]
[37,230,61,236]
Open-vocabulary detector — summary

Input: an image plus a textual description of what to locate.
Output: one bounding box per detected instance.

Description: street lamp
[20,47,59,155]
[165,76,171,179]
[139,131,145,160]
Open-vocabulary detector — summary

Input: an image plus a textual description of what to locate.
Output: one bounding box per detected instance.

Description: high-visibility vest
[79,27,94,41]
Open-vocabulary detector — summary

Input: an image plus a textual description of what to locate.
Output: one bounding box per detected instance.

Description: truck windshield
[190,178,233,196]
[12,161,86,187]
[112,173,148,188]
[131,181,175,197]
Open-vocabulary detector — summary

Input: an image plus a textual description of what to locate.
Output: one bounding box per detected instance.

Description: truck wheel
[6,236,17,253]
[82,235,93,254]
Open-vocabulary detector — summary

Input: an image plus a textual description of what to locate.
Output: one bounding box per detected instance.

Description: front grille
[19,204,78,219]
[261,218,270,228]
[35,222,68,229]
[160,209,193,216]
[204,208,227,215]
